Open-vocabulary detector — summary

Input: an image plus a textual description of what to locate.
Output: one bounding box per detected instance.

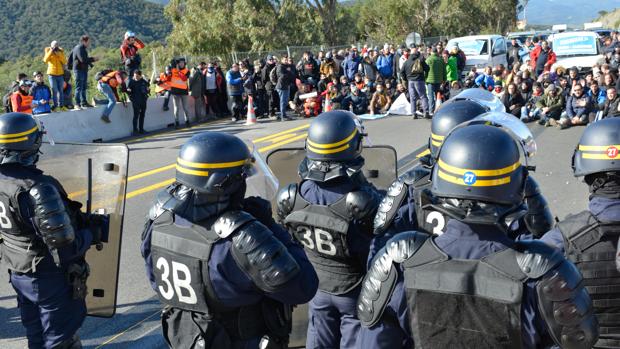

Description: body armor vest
[558,211,620,349]
[283,192,367,295]
[403,239,527,349]
[150,212,269,344]
[0,172,56,273]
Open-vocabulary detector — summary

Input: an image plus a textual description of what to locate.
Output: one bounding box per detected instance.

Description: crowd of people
[3,30,620,133]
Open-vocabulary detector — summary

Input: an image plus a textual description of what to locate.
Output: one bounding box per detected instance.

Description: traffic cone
[246,95,257,125]
[324,93,333,112]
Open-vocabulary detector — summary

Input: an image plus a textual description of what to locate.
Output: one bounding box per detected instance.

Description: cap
[50,40,58,48]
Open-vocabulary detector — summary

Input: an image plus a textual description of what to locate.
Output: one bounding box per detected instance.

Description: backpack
[67,50,74,69]
[95,69,114,82]
[411,58,423,74]
[269,65,278,85]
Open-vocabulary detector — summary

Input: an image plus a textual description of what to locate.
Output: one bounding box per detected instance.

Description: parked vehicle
[447,35,508,77]
[548,31,605,73]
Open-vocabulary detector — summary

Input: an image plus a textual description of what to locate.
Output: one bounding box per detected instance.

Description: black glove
[242,196,276,227]
[86,213,110,245]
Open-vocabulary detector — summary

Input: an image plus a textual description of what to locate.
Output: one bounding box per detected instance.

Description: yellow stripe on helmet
[431,139,442,147]
[306,129,357,149]
[0,136,29,143]
[578,144,620,152]
[176,165,210,177]
[0,126,38,139]
[438,170,511,187]
[581,153,620,160]
[307,144,350,155]
[431,133,445,141]
[438,159,520,177]
[176,157,249,169]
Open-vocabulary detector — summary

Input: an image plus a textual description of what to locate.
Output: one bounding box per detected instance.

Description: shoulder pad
[357,231,428,327]
[148,188,174,220]
[29,182,75,248]
[523,176,541,198]
[276,183,298,221]
[535,258,599,348]
[515,240,565,279]
[399,166,431,186]
[345,189,380,220]
[212,211,256,239]
[230,220,301,293]
[373,179,407,234]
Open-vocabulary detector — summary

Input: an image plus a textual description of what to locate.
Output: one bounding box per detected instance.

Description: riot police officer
[358,122,599,348]
[141,131,318,348]
[276,111,383,349]
[541,117,620,348]
[0,112,97,348]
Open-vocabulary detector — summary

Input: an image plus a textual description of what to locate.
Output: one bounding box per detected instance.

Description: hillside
[597,8,620,29]
[0,0,171,61]
[523,0,617,25]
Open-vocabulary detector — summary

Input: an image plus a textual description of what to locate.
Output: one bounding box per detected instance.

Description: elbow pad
[215,211,301,293]
[523,176,554,237]
[29,183,75,248]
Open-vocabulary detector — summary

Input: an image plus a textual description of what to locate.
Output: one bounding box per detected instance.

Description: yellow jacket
[43,47,67,76]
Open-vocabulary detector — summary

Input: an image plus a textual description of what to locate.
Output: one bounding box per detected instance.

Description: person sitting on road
[521,82,544,122]
[369,83,392,115]
[501,83,524,117]
[474,66,494,91]
[341,85,369,115]
[559,84,596,129]
[599,87,620,119]
[536,84,565,127]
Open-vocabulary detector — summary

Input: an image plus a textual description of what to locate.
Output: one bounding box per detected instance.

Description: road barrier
[35,97,198,143]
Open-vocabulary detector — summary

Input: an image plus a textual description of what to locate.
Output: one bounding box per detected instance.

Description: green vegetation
[597,8,620,29]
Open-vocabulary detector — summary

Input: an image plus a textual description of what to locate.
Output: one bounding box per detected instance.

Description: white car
[447,35,508,77]
[549,31,605,72]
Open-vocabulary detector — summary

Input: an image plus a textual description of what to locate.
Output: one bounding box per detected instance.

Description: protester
[536,84,565,126]
[169,58,191,127]
[445,49,458,86]
[30,71,52,115]
[43,40,67,110]
[344,47,361,81]
[319,51,339,80]
[501,83,524,117]
[520,82,543,122]
[214,63,230,117]
[189,62,206,121]
[204,62,219,119]
[358,52,378,82]
[97,70,128,123]
[475,66,495,90]
[401,45,429,118]
[275,55,294,121]
[369,83,391,114]
[587,81,606,105]
[120,31,145,77]
[425,47,446,115]
[154,66,172,111]
[376,45,394,80]
[70,35,97,109]
[342,84,368,115]
[297,51,320,84]
[62,70,74,110]
[127,70,150,135]
[226,62,244,122]
[508,38,521,69]
[599,87,620,119]
[559,84,595,128]
[10,80,33,114]
[530,40,556,77]
[254,59,267,118]
[240,60,255,117]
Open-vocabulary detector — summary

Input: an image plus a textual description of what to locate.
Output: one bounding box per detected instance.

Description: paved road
[0,114,589,348]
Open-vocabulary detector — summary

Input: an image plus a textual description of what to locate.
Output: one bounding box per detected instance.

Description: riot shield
[266,145,398,191]
[37,142,129,317]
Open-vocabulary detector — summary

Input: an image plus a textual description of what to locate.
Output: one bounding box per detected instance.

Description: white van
[549,31,605,73]
[447,35,508,77]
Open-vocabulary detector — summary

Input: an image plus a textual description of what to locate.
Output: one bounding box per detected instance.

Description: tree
[304,0,338,45]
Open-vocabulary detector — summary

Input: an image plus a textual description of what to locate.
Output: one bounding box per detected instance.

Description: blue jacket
[376,54,394,79]
[566,94,594,119]
[587,89,606,106]
[344,53,362,81]
[475,74,495,89]
[225,70,243,96]
[31,83,52,114]
[541,197,620,252]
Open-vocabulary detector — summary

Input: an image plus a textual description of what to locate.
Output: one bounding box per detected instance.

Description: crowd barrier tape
[35,96,199,143]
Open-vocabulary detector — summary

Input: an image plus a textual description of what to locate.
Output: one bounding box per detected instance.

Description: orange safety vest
[101,71,121,89]
[155,73,172,93]
[11,92,33,114]
[169,68,189,90]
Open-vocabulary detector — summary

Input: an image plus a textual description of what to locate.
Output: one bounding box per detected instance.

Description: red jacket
[530,46,557,72]
[120,38,145,62]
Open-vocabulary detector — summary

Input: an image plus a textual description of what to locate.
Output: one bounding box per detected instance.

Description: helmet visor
[473,112,537,158]
[243,141,279,200]
[453,88,505,113]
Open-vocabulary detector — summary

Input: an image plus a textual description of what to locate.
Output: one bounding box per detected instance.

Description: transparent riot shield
[266,145,398,191]
[37,142,129,317]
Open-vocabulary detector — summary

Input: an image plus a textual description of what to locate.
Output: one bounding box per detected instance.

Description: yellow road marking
[95,310,161,348]
[252,123,310,143]
[416,149,431,158]
[124,119,228,144]
[128,164,176,181]
[269,133,299,143]
[258,134,307,153]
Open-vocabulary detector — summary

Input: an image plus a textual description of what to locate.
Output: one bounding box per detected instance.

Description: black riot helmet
[431,124,527,207]
[301,110,365,182]
[572,118,620,177]
[175,132,253,196]
[0,112,44,166]
[429,99,488,157]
